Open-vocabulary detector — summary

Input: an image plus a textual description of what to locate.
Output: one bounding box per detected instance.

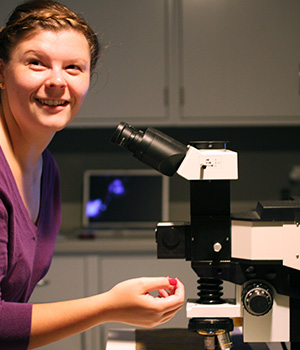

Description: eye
[65,62,89,75]
[67,64,81,70]
[28,60,46,71]
[30,60,42,65]
[66,64,82,74]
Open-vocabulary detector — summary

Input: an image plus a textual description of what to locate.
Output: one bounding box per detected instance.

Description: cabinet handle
[36,278,50,287]
[180,87,185,105]
[164,87,169,105]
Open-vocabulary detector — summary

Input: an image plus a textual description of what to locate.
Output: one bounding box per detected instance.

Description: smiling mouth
[36,98,69,107]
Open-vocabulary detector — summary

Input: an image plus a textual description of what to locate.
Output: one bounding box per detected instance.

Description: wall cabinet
[179,0,300,126]
[69,0,300,127]
[67,0,170,127]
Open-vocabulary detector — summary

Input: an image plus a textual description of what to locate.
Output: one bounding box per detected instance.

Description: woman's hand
[102,277,185,327]
[29,277,184,348]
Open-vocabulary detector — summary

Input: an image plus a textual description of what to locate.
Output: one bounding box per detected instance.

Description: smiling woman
[0,1,185,349]
[2,29,91,133]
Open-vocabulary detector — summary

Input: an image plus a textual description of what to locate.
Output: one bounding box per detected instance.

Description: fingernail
[168,278,177,286]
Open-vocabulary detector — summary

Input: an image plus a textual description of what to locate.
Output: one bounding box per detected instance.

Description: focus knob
[242,282,273,316]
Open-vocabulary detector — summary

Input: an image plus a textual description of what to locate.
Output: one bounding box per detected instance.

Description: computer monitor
[82,169,169,230]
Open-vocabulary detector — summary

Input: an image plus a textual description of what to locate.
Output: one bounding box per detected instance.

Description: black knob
[162,227,181,248]
[242,282,273,316]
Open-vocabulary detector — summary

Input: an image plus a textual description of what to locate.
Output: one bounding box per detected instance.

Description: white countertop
[54,236,157,254]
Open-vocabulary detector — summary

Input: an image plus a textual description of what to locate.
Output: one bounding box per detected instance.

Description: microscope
[111,122,300,350]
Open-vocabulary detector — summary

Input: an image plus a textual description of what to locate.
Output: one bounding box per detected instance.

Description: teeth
[38,99,67,106]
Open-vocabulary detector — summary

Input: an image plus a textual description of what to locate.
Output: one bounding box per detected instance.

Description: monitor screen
[82,169,169,228]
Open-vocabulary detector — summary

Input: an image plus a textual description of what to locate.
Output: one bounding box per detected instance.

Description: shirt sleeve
[0,301,32,349]
[0,199,32,350]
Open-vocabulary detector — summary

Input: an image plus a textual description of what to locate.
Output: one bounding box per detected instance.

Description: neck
[0,101,56,224]
[0,105,54,170]
[0,114,47,224]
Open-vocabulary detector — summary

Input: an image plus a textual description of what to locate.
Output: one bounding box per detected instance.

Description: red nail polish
[169,278,177,286]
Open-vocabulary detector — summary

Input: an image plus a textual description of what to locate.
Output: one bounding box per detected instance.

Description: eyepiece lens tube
[111,122,188,176]
[110,122,144,152]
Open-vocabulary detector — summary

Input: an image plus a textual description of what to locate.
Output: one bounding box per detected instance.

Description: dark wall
[49,126,300,208]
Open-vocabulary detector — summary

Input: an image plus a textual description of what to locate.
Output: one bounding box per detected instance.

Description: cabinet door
[29,256,85,350]
[64,0,169,127]
[180,0,300,125]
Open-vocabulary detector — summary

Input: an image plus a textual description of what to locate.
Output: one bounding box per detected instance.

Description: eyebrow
[22,49,90,63]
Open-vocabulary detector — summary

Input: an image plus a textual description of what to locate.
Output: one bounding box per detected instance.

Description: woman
[0,0,185,349]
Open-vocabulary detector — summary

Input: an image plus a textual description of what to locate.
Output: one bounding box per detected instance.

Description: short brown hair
[0,0,100,72]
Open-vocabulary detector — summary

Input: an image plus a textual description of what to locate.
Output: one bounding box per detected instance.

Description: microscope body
[156,144,300,345]
[111,123,300,347]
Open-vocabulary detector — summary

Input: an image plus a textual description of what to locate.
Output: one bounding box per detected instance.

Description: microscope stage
[186,300,242,318]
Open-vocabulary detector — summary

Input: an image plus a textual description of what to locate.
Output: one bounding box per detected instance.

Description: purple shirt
[0,147,61,349]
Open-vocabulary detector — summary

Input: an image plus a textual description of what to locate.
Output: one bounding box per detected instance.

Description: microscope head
[111,122,187,176]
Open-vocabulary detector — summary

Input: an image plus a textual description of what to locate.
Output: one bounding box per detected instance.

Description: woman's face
[0,28,91,133]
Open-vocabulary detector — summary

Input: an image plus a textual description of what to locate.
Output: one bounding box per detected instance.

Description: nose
[46,69,67,89]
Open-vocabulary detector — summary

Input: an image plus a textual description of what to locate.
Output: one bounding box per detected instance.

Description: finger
[162,278,179,296]
[165,303,184,318]
[154,279,185,305]
[138,277,178,293]
[168,278,178,287]
[158,289,170,298]
[157,304,184,325]
[151,291,185,311]
[168,284,177,295]
[172,278,185,297]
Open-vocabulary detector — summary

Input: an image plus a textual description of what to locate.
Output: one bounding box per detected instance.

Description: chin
[42,114,76,132]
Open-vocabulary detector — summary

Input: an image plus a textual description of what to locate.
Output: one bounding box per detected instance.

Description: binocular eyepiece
[111,122,187,176]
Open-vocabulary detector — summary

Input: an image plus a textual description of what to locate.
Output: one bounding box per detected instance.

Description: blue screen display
[86,175,163,224]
